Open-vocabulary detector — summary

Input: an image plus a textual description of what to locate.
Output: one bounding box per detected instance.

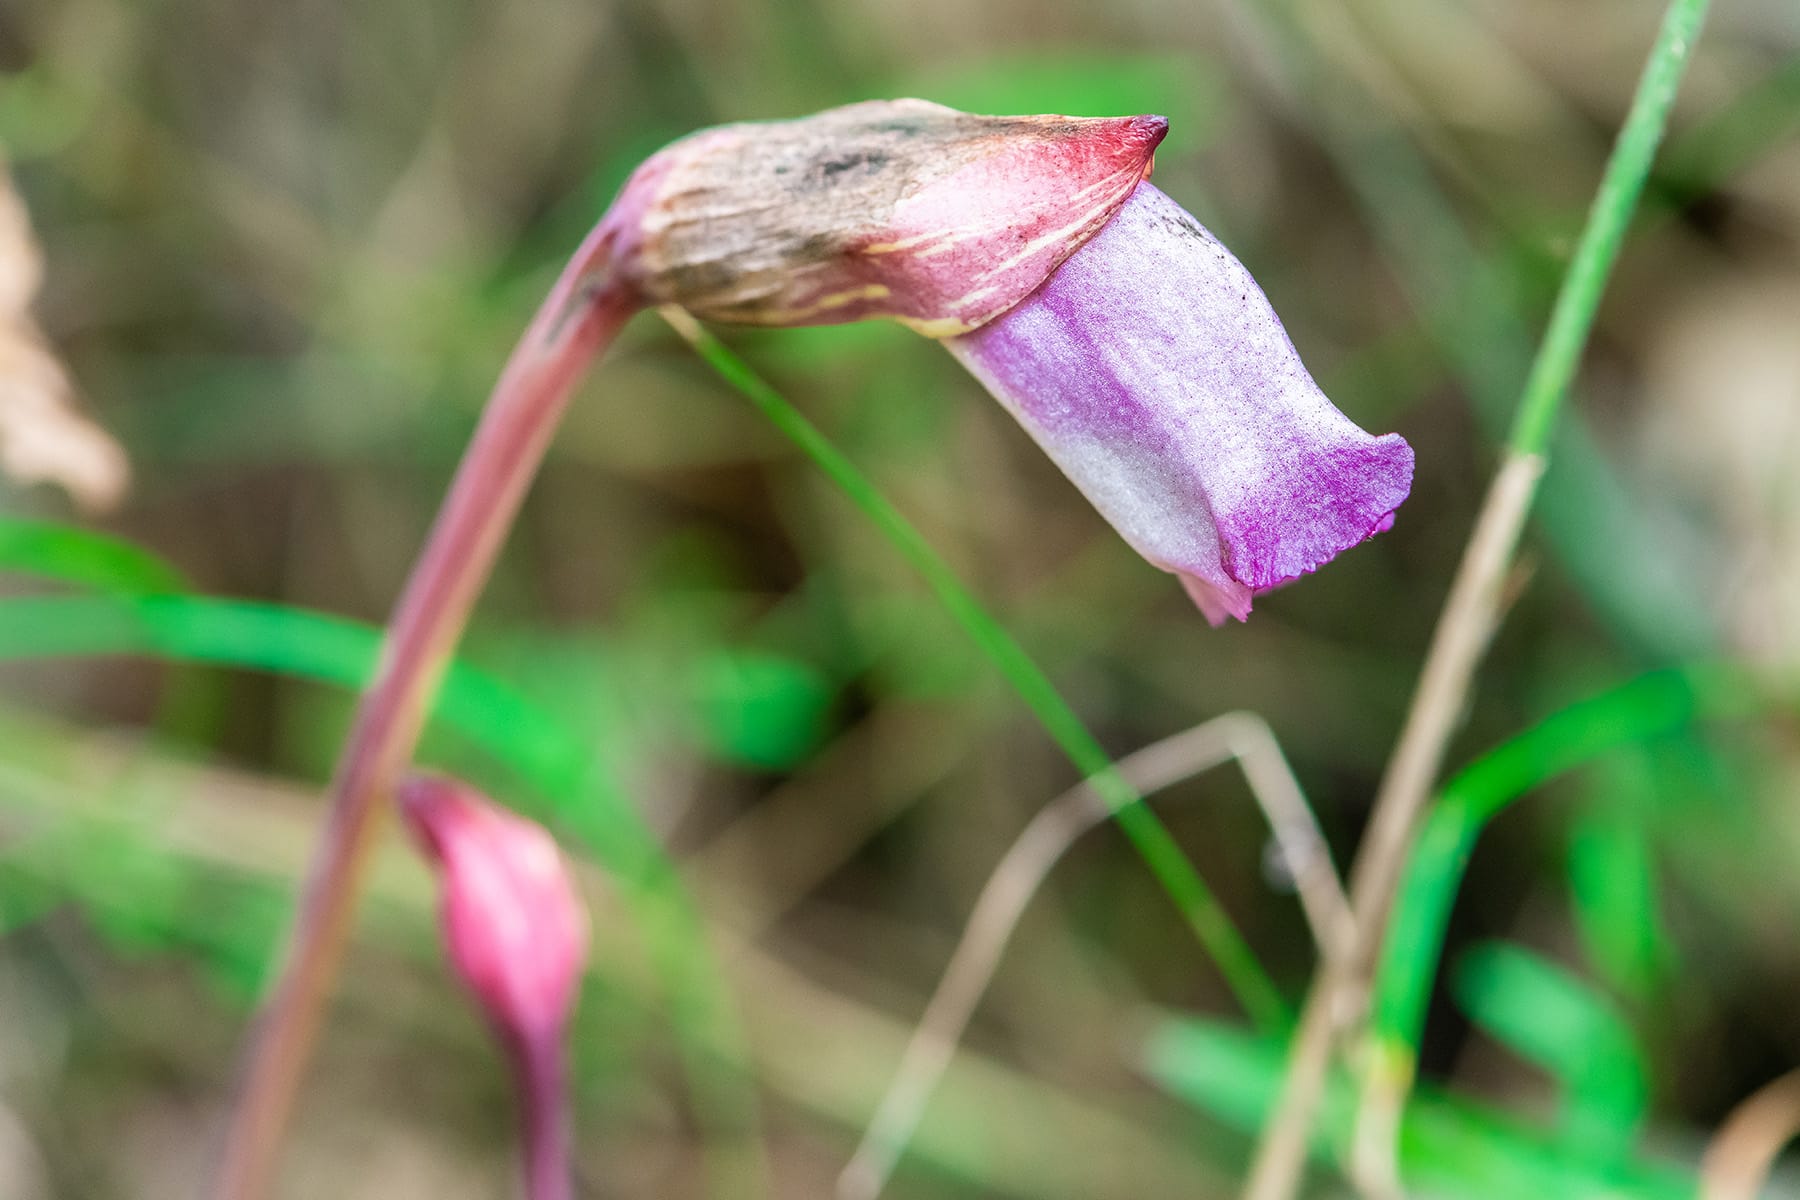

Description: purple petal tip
[946,182,1413,626]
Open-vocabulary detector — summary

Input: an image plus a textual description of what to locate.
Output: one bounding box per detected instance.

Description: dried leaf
[0,164,128,511]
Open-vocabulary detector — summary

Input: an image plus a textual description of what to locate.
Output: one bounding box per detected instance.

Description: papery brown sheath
[604,98,1167,335]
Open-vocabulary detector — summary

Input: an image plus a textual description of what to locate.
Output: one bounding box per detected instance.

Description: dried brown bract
[603,98,1167,336]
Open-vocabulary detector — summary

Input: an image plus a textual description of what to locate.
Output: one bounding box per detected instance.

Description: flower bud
[398,773,589,1042]
[603,98,1166,336]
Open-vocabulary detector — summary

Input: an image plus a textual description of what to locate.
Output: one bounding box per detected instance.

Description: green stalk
[1242,3,1713,1197]
[1506,0,1711,458]
[661,306,1287,1035]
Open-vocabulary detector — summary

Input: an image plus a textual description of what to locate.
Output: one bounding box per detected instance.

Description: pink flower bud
[397,774,589,1042]
[603,98,1166,335]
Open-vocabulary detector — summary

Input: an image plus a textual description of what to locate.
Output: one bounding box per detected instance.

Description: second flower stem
[211,225,637,1200]
[661,306,1287,1035]
[515,1030,576,1200]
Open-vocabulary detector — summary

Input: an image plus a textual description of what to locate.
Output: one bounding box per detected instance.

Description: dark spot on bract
[814,150,892,183]
[796,231,839,261]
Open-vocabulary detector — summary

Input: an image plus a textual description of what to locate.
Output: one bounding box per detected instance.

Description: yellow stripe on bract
[893,313,979,338]
[758,283,893,323]
[860,231,954,255]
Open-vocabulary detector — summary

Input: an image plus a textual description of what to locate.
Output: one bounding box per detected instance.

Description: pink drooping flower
[398,774,588,1200]
[398,774,589,1041]
[601,99,1412,620]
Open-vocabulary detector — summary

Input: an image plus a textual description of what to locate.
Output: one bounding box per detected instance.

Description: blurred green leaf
[0,856,60,936]
[0,592,651,862]
[0,517,188,595]
[1451,941,1649,1155]
[1374,664,1763,1070]
[1660,57,1800,198]
[691,648,833,770]
[64,822,193,955]
[1567,753,1676,1002]
[0,67,93,157]
[186,875,292,1003]
[1145,1015,1691,1199]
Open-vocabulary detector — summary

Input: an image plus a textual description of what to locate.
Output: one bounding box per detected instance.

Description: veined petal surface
[946,183,1413,623]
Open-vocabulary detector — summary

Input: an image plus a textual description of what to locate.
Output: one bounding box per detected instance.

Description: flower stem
[661,306,1287,1035]
[515,1031,576,1200]
[210,224,637,1200]
[1240,1,1711,1197]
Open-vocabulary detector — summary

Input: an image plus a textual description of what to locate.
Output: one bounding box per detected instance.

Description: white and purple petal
[946,183,1413,624]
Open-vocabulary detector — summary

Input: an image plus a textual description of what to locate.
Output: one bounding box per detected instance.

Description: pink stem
[514,1029,576,1200]
[211,222,639,1200]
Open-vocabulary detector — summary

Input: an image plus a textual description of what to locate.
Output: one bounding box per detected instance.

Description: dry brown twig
[839,711,1350,1200]
[1700,1069,1800,1200]
[1240,452,1544,1200]
[0,162,128,511]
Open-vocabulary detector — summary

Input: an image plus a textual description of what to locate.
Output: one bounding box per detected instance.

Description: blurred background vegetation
[1,0,1798,1196]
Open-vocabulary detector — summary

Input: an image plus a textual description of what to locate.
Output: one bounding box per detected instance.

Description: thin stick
[1239,0,1711,1195]
[840,712,1347,1200]
[210,225,636,1200]
[1700,1068,1800,1200]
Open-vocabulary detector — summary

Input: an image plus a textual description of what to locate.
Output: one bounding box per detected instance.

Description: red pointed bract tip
[604,99,1167,336]
[398,774,590,1041]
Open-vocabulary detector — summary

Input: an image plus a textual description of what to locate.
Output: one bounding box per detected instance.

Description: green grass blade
[1146,1015,1694,1200]
[1566,754,1677,1001]
[1231,0,1728,658]
[1372,664,1764,1066]
[665,309,1287,1034]
[0,516,189,594]
[1507,0,1714,456]
[1451,941,1648,1153]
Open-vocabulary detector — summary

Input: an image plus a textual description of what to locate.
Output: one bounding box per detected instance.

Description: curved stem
[841,712,1343,1200]
[1702,1068,1800,1200]
[210,224,637,1200]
